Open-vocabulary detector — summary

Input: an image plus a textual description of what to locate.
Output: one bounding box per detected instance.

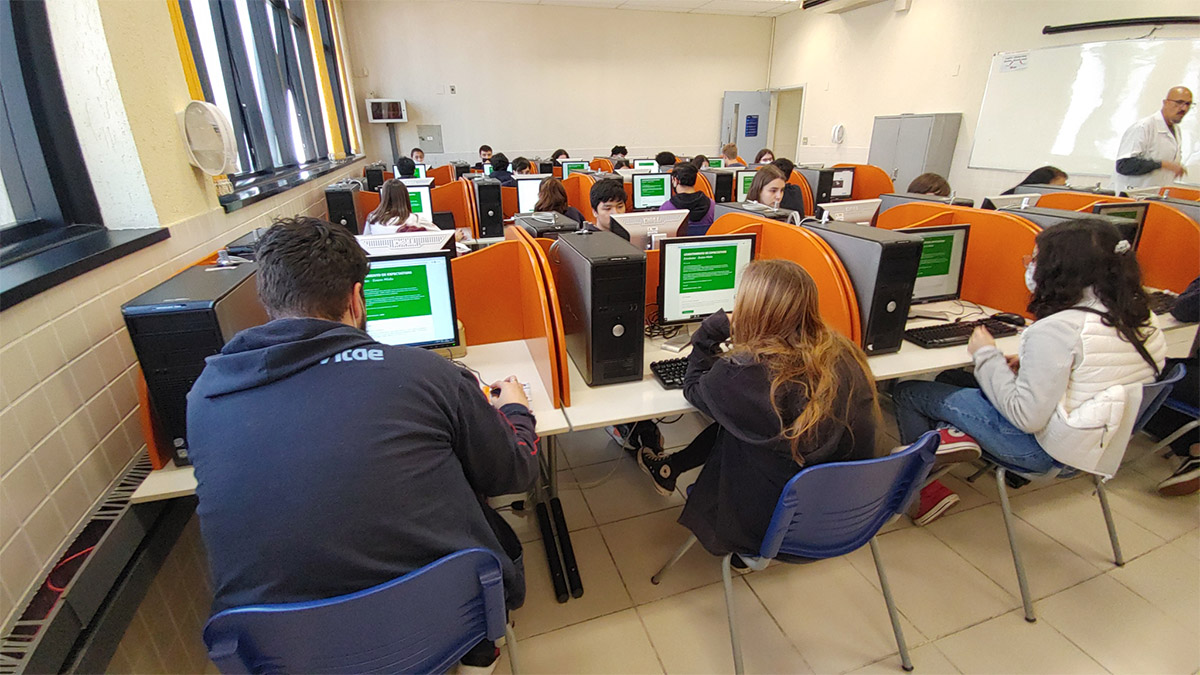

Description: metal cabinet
[867,113,962,192]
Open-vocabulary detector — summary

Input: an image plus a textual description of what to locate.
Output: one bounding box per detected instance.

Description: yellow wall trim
[166,0,205,101]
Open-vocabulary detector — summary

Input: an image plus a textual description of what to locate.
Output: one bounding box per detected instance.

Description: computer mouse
[991,312,1027,327]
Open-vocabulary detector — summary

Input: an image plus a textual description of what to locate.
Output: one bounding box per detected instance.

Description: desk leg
[536,435,569,603]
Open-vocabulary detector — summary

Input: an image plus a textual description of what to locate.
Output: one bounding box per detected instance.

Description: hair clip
[1114,240,1132,255]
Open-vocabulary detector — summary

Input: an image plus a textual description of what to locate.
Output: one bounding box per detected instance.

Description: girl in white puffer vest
[893,219,1165,524]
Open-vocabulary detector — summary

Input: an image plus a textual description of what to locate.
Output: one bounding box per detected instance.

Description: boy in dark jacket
[661,162,716,235]
[490,153,516,187]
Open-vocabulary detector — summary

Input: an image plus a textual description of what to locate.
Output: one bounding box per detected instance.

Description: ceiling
[466,0,804,18]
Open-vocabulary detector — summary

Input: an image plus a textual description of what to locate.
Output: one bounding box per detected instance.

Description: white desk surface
[130,339,569,504]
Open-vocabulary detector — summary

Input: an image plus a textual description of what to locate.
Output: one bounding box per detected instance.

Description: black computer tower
[514,212,579,239]
[451,161,472,179]
[325,182,362,235]
[472,176,504,238]
[364,162,387,191]
[552,231,646,385]
[121,264,269,465]
[805,223,923,355]
[713,201,800,224]
[999,206,1139,242]
[797,167,853,214]
[701,169,737,203]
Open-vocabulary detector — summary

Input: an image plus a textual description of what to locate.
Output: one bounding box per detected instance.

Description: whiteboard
[970,38,1200,179]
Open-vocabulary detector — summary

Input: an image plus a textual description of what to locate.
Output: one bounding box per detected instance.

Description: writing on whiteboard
[1000,52,1029,72]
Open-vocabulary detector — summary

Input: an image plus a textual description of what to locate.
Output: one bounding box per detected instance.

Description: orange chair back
[501,186,518,219]
[351,191,381,234]
[428,164,455,187]
[788,170,815,216]
[590,158,614,173]
[563,173,596,222]
[1160,186,1200,201]
[694,172,714,200]
[832,163,895,200]
[1138,202,1200,293]
[431,181,476,237]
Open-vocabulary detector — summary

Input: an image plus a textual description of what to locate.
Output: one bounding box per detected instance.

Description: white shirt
[362,213,438,235]
[1113,112,1181,193]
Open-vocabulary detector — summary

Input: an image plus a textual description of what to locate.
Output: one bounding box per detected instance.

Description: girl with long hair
[746,164,788,207]
[363,179,437,235]
[532,177,584,225]
[894,219,1166,524]
[638,259,880,555]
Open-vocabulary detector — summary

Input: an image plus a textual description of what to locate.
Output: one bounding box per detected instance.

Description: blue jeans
[892,380,1058,475]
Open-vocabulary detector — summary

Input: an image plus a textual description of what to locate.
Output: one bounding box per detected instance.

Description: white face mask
[1024,263,1037,293]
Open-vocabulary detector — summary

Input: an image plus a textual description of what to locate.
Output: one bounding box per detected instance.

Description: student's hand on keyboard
[967,325,996,356]
[490,376,529,409]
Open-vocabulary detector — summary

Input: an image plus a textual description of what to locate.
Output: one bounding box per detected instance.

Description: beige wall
[769,0,1199,203]
[340,0,773,164]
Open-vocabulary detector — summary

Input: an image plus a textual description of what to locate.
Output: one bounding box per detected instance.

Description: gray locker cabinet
[867,113,962,192]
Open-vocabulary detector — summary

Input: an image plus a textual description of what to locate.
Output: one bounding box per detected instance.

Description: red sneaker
[910,479,960,526]
[934,427,982,465]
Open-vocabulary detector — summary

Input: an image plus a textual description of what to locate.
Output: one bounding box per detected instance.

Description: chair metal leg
[1150,420,1199,458]
[996,468,1036,622]
[721,554,744,675]
[505,622,521,675]
[1093,475,1125,567]
[869,538,913,672]
[965,463,991,483]
[651,534,697,585]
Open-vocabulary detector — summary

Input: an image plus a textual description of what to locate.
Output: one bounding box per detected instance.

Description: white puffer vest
[1033,300,1166,479]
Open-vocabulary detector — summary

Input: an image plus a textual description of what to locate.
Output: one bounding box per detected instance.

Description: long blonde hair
[730,259,878,463]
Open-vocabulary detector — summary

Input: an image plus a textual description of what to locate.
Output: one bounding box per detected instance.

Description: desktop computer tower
[713,201,800,224]
[805,223,923,355]
[451,161,472,179]
[364,163,387,191]
[325,182,362,235]
[797,167,854,215]
[999,206,1139,242]
[121,263,269,465]
[700,169,737,203]
[471,176,504,238]
[514,212,579,239]
[552,231,646,385]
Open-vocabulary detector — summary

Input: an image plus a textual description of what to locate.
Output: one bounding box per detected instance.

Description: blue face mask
[1024,263,1037,293]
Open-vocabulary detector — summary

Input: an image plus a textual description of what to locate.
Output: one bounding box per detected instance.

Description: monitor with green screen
[561,160,588,180]
[910,225,969,303]
[659,234,757,324]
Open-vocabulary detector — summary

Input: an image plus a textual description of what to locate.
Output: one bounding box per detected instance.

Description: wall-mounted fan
[178,100,237,176]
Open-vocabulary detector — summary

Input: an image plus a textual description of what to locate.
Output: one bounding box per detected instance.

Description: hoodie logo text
[321,348,385,364]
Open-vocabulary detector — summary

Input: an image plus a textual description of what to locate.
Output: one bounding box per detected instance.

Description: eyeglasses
[1166,99,1195,109]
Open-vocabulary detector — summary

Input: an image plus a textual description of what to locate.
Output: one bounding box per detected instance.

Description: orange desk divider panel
[501,186,518,219]
[384,171,395,182]
[450,240,562,408]
[1138,202,1200,293]
[136,368,175,469]
[432,181,476,238]
[590,158,614,173]
[708,215,860,342]
[832,163,894,200]
[563,174,596,222]
[736,156,747,166]
[428,164,454,187]
[874,205,954,230]
[695,173,714,200]
[354,190,380,234]
[553,166,563,178]
[623,182,634,211]
[1161,186,1200,201]
[1035,191,1132,212]
[508,227,570,406]
[788,170,815,216]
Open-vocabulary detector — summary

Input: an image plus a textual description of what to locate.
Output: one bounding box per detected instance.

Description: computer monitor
[981,193,1040,210]
[610,210,690,250]
[633,159,657,170]
[830,167,854,199]
[356,231,456,258]
[909,225,970,304]
[816,198,881,224]
[483,163,494,176]
[515,176,543,213]
[413,163,427,178]
[658,234,757,325]
[1093,202,1149,248]
[362,251,459,349]
[399,178,434,216]
[633,173,672,210]
[735,170,757,202]
[707,158,726,169]
[560,160,588,180]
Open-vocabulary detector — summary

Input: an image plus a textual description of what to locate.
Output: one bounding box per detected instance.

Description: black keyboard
[650,357,688,389]
[904,318,1020,349]
[1148,291,1177,315]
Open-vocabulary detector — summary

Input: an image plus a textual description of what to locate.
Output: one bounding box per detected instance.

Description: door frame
[766,84,806,161]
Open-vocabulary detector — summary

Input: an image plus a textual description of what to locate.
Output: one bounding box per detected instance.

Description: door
[894,115,934,192]
[867,116,903,183]
[771,88,804,161]
[721,91,771,160]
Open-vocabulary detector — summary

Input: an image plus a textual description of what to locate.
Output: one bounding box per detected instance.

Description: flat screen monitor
[910,225,970,304]
[633,159,657,170]
[398,179,432,216]
[816,198,881,224]
[413,163,427,178]
[515,176,544,213]
[830,167,854,199]
[610,210,689,250]
[1092,202,1149,248]
[735,170,757,202]
[981,193,1039,210]
[483,164,494,176]
[633,173,672,210]
[707,158,726,169]
[560,160,588,180]
[658,234,757,325]
[362,251,459,349]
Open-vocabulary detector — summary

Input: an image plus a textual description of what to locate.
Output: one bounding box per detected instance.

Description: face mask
[1024,263,1037,293]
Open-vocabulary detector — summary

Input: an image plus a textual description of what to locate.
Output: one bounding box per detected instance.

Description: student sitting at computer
[410,147,425,164]
[611,145,628,161]
[661,161,716,235]
[655,151,677,170]
[769,159,807,215]
[1002,166,1067,195]
[394,157,417,179]
[363,179,437,235]
[475,144,493,170]
[589,178,627,231]
[637,259,879,557]
[533,177,585,225]
[1143,275,1198,496]
[907,172,951,196]
[511,157,532,175]
[690,155,708,170]
[892,219,1167,525]
[746,164,788,208]
[721,143,744,167]
[551,148,570,161]
[490,153,516,187]
[188,217,538,671]
[754,148,775,164]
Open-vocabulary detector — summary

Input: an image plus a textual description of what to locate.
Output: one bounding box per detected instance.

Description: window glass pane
[234,1,282,167]
[0,170,17,228]
[187,0,244,174]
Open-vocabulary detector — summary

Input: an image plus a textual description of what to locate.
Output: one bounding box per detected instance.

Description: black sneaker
[1158,455,1200,497]
[638,447,677,496]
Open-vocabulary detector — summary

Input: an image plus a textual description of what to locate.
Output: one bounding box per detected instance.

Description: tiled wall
[0,162,362,633]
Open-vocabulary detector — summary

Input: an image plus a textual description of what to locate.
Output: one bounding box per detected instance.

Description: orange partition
[832,163,895,200]
[352,190,381,234]
[428,164,454,187]
[1035,191,1132,212]
[1139,202,1200,293]
[695,173,715,200]
[736,156,747,166]
[507,227,571,406]
[706,215,861,342]
[1160,186,1200,201]
[563,174,596,221]
[623,182,634,211]
[590,158,614,173]
[501,186,518,219]
[450,240,562,408]
[432,181,476,237]
[874,207,953,231]
[788,170,815,216]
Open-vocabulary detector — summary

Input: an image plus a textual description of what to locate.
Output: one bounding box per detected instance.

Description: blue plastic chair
[651,430,940,674]
[203,549,519,674]
[967,362,1186,623]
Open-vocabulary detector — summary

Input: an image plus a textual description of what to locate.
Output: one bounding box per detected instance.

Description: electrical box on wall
[417,125,445,153]
[365,99,407,123]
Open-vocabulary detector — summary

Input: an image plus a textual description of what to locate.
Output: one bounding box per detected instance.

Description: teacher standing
[1113,86,1191,193]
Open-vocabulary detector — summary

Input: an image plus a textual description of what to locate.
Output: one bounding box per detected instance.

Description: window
[178,0,356,182]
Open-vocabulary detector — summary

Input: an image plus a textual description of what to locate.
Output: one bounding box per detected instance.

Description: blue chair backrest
[203,549,507,674]
[758,430,939,561]
[1132,362,1187,434]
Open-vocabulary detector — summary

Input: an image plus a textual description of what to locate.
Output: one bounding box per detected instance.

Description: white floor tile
[496,470,594,543]
[558,427,625,469]
[575,457,683,525]
[1102,466,1200,542]
[493,609,662,675]
[848,642,959,674]
[599,507,726,605]
[1169,528,1199,561]
[935,610,1105,674]
[1109,540,1200,625]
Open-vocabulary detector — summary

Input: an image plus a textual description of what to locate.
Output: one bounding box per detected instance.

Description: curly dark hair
[1027,219,1151,339]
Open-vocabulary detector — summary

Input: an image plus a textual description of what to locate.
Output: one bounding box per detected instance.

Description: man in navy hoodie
[188,217,538,667]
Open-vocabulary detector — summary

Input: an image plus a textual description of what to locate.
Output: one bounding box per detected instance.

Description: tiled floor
[494,411,1200,675]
